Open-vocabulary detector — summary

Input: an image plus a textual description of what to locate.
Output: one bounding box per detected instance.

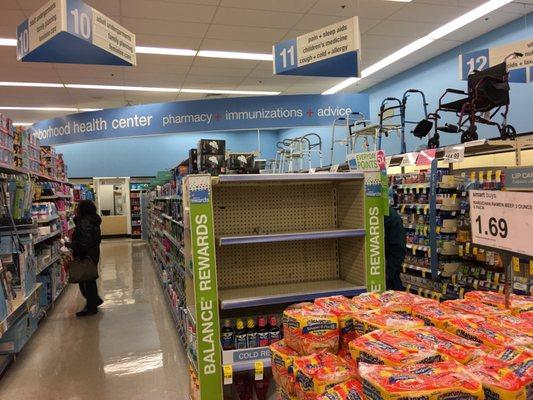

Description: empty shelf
[219,280,366,310]
[217,172,363,183]
[218,228,365,245]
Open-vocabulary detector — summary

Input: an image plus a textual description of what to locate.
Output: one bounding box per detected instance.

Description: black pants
[79,280,102,311]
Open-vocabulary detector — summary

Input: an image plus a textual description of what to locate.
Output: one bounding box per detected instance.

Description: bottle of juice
[234,319,247,350]
[268,316,281,344]
[221,319,235,350]
[246,318,259,348]
[257,316,269,347]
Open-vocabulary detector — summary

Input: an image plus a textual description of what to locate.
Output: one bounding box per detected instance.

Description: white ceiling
[0,0,532,122]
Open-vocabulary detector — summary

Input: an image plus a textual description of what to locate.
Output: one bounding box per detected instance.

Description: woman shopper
[68,200,103,317]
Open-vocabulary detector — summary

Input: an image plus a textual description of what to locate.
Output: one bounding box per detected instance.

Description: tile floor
[0,239,189,400]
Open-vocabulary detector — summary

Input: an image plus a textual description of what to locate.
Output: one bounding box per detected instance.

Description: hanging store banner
[17,0,136,66]
[29,93,369,145]
[469,190,533,256]
[459,38,532,83]
[505,166,533,190]
[273,17,361,77]
[187,175,223,400]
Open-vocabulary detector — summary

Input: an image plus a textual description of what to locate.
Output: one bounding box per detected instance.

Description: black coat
[71,215,102,264]
[384,206,406,291]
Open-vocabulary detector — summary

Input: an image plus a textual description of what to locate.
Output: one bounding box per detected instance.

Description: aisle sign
[188,175,223,400]
[505,166,533,190]
[17,0,136,66]
[469,190,533,256]
[459,38,532,83]
[273,17,361,77]
[443,146,465,163]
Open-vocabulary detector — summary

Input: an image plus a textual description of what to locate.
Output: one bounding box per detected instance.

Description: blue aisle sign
[459,38,532,83]
[29,94,369,145]
[273,17,361,77]
[17,0,136,66]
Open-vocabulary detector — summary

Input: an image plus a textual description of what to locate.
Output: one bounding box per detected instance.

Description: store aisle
[0,239,189,400]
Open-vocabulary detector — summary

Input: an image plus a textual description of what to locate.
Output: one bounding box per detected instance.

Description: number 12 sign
[469,190,533,256]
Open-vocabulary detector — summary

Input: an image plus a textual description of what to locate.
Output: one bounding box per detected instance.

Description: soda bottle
[268,316,281,344]
[234,319,247,349]
[246,317,259,348]
[221,319,235,350]
[257,316,269,347]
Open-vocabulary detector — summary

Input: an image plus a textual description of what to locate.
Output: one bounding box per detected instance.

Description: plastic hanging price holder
[530,260,533,275]
[223,365,233,385]
[458,245,464,257]
[513,257,520,273]
[254,361,264,381]
[495,170,502,184]
[478,171,484,185]
[459,287,465,299]
[406,284,412,293]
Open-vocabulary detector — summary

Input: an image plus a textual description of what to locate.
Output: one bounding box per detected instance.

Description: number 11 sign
[469,190,533,256]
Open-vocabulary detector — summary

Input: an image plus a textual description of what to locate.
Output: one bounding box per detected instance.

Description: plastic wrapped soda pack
[314,296,366,349]
[348,329,443,367]
[271,340,299,395]
[292,352,358,400]
[444,317,532,349]
[464,291,533,315]
[316,379,364,400]
[400,326,489,364]
[467,346,533,400]
[283,305,339,355]
[359,361,483,400]
[440,299,511,317]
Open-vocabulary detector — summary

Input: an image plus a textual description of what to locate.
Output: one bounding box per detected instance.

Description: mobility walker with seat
[330,112,378,165]
[422,52,522,149]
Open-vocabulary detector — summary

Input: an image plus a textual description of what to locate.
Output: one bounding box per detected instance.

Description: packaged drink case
[221,319,235,350]
[246,317,259,348]
[269,315,282,344]
[235,319,247,350]
[257,316,270,347]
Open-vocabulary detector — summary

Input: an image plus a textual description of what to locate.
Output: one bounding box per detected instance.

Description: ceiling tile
[387,2,466,24]
[309,0,406,19]
[184,74,244,86]
[190,56,260,70]
[85,0,121,17]
[200,38,272,53]
[212,7,302,29]
[121,0,217,23]
[444,11,525,42]
[362,34,414,51]
[0,9,27,27]
[121,17,208,37]
[366,20,437,38]
[1,1,20,10]
[205,24,284,42]
[220,0,313,13]
[135,34,202,49]
[191,66,254,78]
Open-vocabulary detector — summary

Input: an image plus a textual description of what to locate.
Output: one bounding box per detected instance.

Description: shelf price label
[444,146,465,163]
[469,190,533,256]
[254,361,264,381]
[223,365,233,385]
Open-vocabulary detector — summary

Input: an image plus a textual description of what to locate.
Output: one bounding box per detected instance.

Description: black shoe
[96,298,104,307]
[76,308,98,317]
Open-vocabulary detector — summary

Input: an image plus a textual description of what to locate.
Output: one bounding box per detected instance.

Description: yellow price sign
[495,170,502,183]
[487,170,493,182]
[223,365,233,385]
[478,171,484,184]
[530,260,533,275]
[254,361,264,381]
[401,205,406,214]
[513,257,520,273]
[459,287,465,299]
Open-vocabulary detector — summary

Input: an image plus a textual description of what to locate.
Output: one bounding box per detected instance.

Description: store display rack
[130,188,143,238]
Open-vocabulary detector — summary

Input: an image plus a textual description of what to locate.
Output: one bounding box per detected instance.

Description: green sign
[364,172,386,293]
[188,175,223,400]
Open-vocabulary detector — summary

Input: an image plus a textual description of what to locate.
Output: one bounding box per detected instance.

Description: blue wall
[57,130,278,177]
[367,13,533,155]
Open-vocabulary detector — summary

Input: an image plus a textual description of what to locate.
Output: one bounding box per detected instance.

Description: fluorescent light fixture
[181,88,280,95]
[321,77,362,95]
[428,0,513,40]
[79,108,103,112]
[65,84,180,93]
[13,122,33,126]
[0,106,79,111]
[198,50,273,61]
[135,46,197,56]
[322,0,512,94]
[0,38,16,46]
[0,81,64,88]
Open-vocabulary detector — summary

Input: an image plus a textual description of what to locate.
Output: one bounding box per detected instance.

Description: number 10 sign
[469,190,533,256]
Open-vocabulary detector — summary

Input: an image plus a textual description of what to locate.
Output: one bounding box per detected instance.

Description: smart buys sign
[17,0,136,66]
[274,17,361,77]
[30,93,369,145]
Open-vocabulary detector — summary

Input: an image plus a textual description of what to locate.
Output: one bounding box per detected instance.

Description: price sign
[469,190,533,256]
[400,152,418,167]
[444,146,465,163]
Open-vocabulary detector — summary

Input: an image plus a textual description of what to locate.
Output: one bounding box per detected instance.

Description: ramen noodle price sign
[469,190,533,256]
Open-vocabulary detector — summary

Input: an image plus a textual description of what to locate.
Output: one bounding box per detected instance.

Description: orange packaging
[317,379,364,400]
[464,291,533,315]
[378,291,437,314]
[352,292,381,310]
[487,314,533,341]
[359,361,483,400]
[278,388,298,400]
[271,340,299,395]
[292,352,358,400]
[348,329,443,367]
[354,309,425,335]
[467,347,533,400]
[444,318,530,348]
[441,299,511,317]
[283,305,339,355]
[411,304,456,329]
[400,326,488,364]
[314,296,365,348]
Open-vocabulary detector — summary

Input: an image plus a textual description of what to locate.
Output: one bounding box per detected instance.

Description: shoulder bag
[68,257,98,283]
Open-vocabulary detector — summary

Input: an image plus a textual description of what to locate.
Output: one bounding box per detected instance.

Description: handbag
[68,257,98,283]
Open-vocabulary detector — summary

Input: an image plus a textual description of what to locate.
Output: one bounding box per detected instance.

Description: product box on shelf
[198,154,225,175]
[188,148,198,173]
[198,139,225,155]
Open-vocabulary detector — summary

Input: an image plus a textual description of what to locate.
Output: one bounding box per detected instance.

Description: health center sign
[29,93,369,145]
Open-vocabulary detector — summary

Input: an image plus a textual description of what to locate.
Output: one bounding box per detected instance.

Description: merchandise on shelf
[0,115,14,166]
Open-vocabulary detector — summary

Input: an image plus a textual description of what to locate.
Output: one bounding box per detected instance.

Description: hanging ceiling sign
[29,93,369,145]
[273,17,361,77]
[459,38,532,83]
[17,0,136,66]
